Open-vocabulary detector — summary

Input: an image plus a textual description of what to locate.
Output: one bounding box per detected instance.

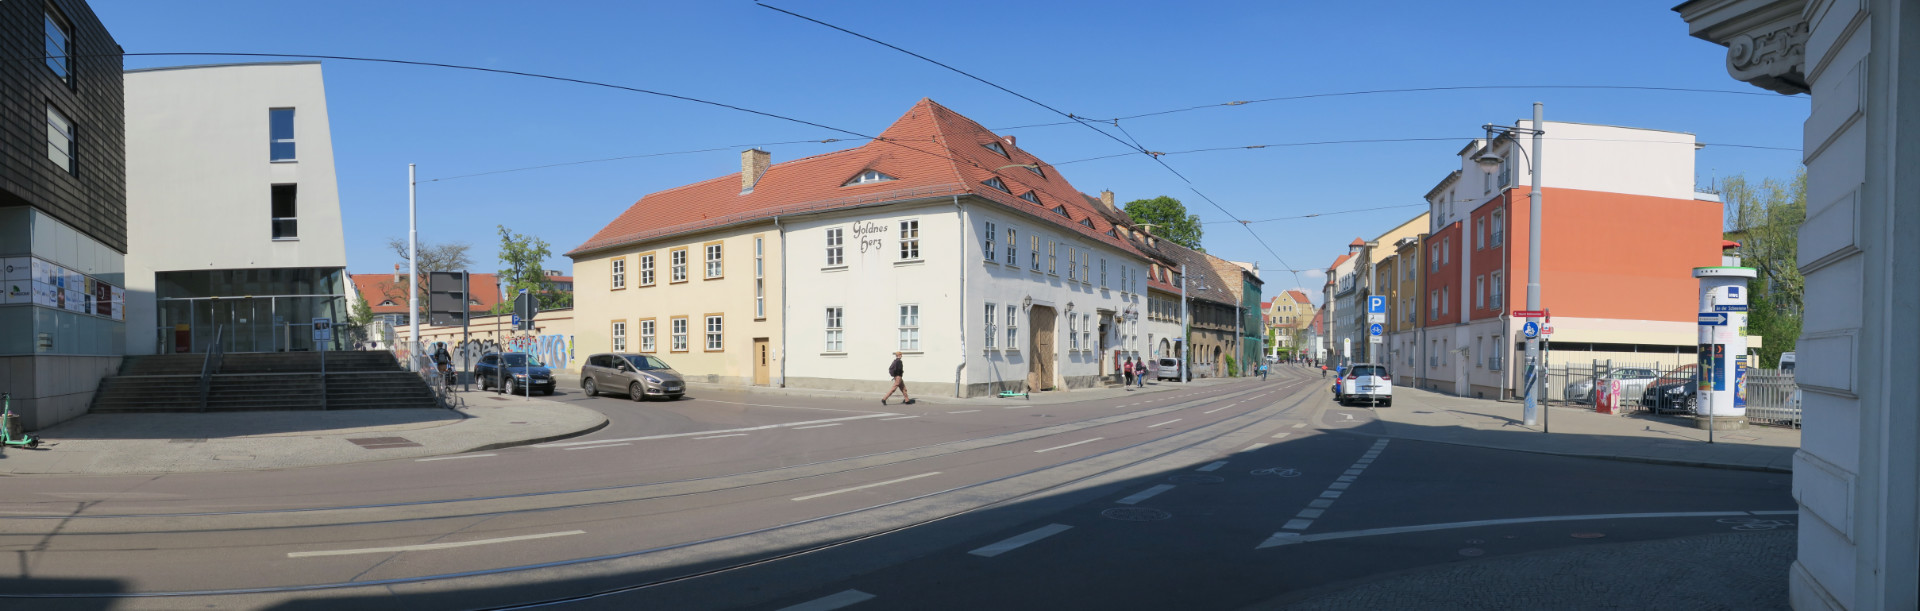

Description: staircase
[92,351,440,413]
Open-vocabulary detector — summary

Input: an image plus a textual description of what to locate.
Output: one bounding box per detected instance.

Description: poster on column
[110,286,124,321]
[2,257,28,280]
[32,281,58,307]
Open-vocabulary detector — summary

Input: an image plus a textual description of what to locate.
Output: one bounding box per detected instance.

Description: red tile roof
[1286,289,1310,304]
[569,99,1149,261]
[1349,238,1366,247]
[351,273,504,315]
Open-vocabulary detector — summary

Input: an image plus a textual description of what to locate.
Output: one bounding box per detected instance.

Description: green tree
[495,225,569,311]
[1122,196,1204,250]
[1721,171,1805,368]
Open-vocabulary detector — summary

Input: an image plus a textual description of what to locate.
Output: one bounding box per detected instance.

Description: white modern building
[122,62,350,354]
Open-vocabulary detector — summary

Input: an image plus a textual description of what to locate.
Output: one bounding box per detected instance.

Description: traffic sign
[511,314,522,328]
[1698,313,1729,326]
[1367,312,1385,324]
[1713,304,1749,312]
[1367,296,1386,314]
[1521,321,1540,339]
[1369,323,1383,336]
[1513,310,1547,318]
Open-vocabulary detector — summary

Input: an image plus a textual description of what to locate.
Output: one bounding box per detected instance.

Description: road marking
[1203,406,1233,414]
[1282,519,1314,531]
[946,410,980,414]
[1197,461,1227,472]
[1035,438,1104,453]
[289,530,585,558]
[791,472,941,501]
[1319,490,1343,499]
[1116,484,1176,505]
[415,453,496,462]
[1296,508,1324,519]
[1244,443,1269,452]
[564,443,631,451]
[694,434,748,439]
[537,413,898,448]
[1344,469,1364,476]
[778,589,876,611]
[1292,423,1307,428]
[1308,499,1335,508]
[1005,405,1031,409]
[1336,475,1357,482]
[1148,419,1182,428]
[969,524,1073,558]
[878,415,920,421]
[1328,482,1351,490]
[793,423,844,430]
[1257,510,1772,549]
[1271,432,1291,439]
[1355,458,1374,465]
[697,399,889,415]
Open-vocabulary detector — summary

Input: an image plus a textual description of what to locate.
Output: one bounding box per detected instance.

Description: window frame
[754,236,766,319]
[704,314,724,352]
[670,316,689,352]
[1475,275,1486,309]
[639,252,656,287]
[1029,235,1041,272]
[825,227,845,268]
[1067,246,1077,281]
[1005,226,1018,267]
[1006,304,1020,351]
[824,307,845,353]
[983,177,1010,193]
[898,220,921,261]
[1047,240,1057,275]
[1081,252,1090,286]
[269,108,297,162]
[640,318,657,352]
[670,248,689,283]
[610,257,627,290]
[270,184,298,240]
[983,221,997,263]
[611,320,627,352]
[44,7,74,86]
[46,103,76,175]
[703,241,724,280]
[898,304,921,351]
[984,302,998,350]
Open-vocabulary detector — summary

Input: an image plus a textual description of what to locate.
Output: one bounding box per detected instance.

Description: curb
[1321,426,1792,474]
[461,416,610,454]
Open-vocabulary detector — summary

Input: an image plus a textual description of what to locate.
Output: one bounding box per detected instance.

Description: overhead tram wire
[1049,136,1800,166]
[423,138,874,182]
[1205,204,1433,225]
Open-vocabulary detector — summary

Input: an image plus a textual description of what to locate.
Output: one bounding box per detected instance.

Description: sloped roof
[570,99,1148,261]
[1153,238,1237,305]
[1349,238,1366,247]
[351,273,504,315]
[1286,289,1310,304]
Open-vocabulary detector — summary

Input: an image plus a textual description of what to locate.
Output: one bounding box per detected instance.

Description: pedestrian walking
[881,351,913,405]
[1259,362,1269,381]
[1122,357,1136,391]
[1137,359,1148,388]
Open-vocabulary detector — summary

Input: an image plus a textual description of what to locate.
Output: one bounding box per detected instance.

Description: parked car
[1777,351,1795,373]
[475,352,556,395]
[1156,358,1183,381]
[1563,368,1662,403]
[1640,365,1699,414]
[1339,364,1393,407]
[581,353,685,401]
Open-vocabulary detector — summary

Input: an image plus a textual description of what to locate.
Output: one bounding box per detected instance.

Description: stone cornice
[1674,0,1811,95]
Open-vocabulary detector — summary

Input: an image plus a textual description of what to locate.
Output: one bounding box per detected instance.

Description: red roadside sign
[1513,310,1547,318]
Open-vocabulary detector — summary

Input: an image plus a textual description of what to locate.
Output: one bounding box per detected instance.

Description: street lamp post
[1477,103,1545,427]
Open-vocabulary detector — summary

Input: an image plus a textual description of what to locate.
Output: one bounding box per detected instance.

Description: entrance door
[1029,306,1056,391]
[753,338,771,385]
[1455,350,1470,396]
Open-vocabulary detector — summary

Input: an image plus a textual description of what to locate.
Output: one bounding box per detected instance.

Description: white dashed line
[791,472,941,501]
[1148,419,1182,428]
[1203,406,1232,414]
[1308,499,1335,508]
[416,453,495,462]
[1328,482,1351,490]
[289,530,585,558]
[1336,475,1356,482]
[1035,438,1105,453]
[564,443,631,451]
[1282,519,1313,531]
[1320,490,1343,499]
[537,413,897,448]
[1257,510,1773,549]
[1197,461,1227,472]
[778,589,876,611]
[793,423,844,430]
[1271,432,1291,439]
[1244,443,1270,452]
[878,415,920,421]
[694,434,748,440]
[1116,484,1176,505]
[1296,508,1325,519]
[969,524,1073,558]
[946,410,980,414]
[1292,423,1307,428]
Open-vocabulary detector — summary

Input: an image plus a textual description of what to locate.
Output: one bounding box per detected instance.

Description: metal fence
[1542,360,1670,408]
[1743,368,1801,428]
[1544,357,1800,428]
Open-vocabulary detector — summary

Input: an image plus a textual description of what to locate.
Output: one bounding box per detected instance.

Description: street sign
[1369,323,1383,336]
[1367,296,1386,314]
[1367,312,1385,324]
[1713,304,1749,312]
[1698,312,1729,326]
[1542,324,1554,337]
[513,291,539,330]
[428,271,468,327]
[511,314,522,328]
[1513,310,1547,318]
[1521,321,1540,339]
[311,317,333,341]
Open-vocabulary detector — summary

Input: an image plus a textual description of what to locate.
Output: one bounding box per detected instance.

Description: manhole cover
[1167,474,1225,484]
[1101,507,1172,521]
[1571,532,1607,539]
[348,436,423,449]
[1250,467,1301,477]
[1458,547,1486,557]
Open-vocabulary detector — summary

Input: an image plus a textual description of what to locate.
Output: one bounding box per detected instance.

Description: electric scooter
[1,393,41,449]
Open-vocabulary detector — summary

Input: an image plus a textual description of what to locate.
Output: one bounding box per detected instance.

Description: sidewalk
[1338,385,1797,472]
[553,372,1247,406]
[0,390,606,475]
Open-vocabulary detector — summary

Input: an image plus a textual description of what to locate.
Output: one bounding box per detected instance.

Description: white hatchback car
[1339,364,1393,407]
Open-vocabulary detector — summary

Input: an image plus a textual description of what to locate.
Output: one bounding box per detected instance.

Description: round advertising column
[1693,266,1756,430]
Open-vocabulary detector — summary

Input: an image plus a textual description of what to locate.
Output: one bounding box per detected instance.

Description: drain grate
[348,436,423,449]
[1102,507,1172,522]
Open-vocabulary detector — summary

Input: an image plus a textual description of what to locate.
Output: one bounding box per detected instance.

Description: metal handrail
[319,348,329,411]
[197,325,225,411]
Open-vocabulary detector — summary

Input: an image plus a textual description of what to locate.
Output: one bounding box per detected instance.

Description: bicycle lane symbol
[1717,517,1795,531]
[1251,467,1301,477]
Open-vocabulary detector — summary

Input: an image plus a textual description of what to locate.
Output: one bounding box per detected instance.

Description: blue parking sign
[1367,295,1386,314]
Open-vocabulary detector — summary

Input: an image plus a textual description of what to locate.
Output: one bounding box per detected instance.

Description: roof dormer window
[983,177,1010,193]
[1020,191,1041,204]
[982,141,1008,157]
[1051,205,1069,217]
[1024,165,1045,178]
[1079,218,1094,228]
[1105,228,1118,238]
[843,169,896,186]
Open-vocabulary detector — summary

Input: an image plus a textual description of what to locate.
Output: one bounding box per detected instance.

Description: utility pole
[407,164,419,373]
[1179,264,1190,383]
[1523,103,1544,427]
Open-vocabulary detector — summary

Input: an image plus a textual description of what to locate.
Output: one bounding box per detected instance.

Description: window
[1050,204,1068,217]
[1021,192,1042,204]
[1083,314,1093,351]
[612,321,627,352]
[1024,165,1044,178]
[705,315,723,351]
[640,253,656,286]
[670,248,688,282]
[46,105,75,174]
[1491,271,1504,308]
[1442,286,1450,314]
[1476,337,1485,367]
[1443,238,1451,264]
[984,303,997,349]
[1476,218,1485,250]
[1081,252,1090,285]
[1006,304,1020,350]
[671,317,689,351]
[1047,240,1057,275]
[754,237,765,318]
[1067,247,1077,280]
[984,221,997,262]
[844,169,896,186]
[1030,235,1041,272]
[1491,210,1504,246]
[898,304,920,350]
[1429,245,1440,272]
[1068,314,1079,350]
[899,220,920,260]
[825,228,844,266]
[1079,218,1094,228]
[1100,258,1108,288]
[1475,275,1485,309]
[641,319,656,352]
[271,184,298,239]
[982,141,1008,157]
[1430,290,1439,320]
[45,9,72,84]
[270,108,296,161]
[1006,227,1018,266]
[704,242,723,279]
[983,177,1010,193]
[825,307,845,352]
[611,258,626,289]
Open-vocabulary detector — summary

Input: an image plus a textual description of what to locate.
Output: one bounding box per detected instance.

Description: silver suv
[582,353,686,401]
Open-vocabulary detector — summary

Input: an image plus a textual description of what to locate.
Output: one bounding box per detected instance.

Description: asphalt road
[0,367,1793,610]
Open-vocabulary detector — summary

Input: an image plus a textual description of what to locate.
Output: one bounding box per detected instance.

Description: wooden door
[1030,306,1056,390]
[753,338,770,385]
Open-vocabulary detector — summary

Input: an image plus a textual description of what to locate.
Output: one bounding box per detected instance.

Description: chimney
[741,149,771,194]
[1100,190,1114,209]
[1003,135,1016,149]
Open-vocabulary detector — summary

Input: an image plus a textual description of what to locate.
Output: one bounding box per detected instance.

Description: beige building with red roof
[568,100,1157,395]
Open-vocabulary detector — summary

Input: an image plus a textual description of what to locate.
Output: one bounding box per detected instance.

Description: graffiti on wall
[408,334,575,370]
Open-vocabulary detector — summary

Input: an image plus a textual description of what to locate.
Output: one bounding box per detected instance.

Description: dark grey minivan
[581,353,686,401]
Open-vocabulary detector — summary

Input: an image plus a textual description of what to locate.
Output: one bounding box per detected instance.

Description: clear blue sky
[95,0,1807,301]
